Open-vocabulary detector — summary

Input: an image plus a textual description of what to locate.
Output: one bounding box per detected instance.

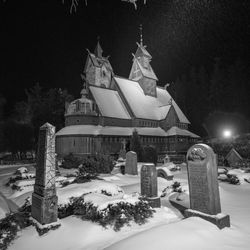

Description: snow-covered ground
[2,165,250,250]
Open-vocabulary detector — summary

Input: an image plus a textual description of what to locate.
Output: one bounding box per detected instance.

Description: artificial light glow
[223,130,232,138]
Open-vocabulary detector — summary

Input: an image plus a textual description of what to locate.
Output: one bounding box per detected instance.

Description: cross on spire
[139,24,143,46]
[94,36,103,58]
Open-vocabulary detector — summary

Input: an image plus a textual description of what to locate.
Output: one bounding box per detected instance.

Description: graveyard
[0,124,250,250]
[1,1,250,250]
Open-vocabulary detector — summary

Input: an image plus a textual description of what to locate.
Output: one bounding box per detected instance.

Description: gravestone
[125,151,138,175]
[163,154,170,164]
[185,143,230,229]
[31,123,58,225]
[140,164,161,208]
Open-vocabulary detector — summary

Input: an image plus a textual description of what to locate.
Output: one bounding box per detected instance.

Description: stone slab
[184,209,230,229]
[32,192,58,225]
[32,123,58,225]
[141,164,158,197]
[187,144,221,215]
[125,151,138,175]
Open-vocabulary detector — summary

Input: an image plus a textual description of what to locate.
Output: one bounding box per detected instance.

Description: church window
[76,101,80,111]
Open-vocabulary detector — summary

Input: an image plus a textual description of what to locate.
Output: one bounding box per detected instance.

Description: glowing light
[223,130,232,138]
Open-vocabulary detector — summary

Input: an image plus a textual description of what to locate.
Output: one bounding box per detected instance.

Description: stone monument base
[184,209,230,229]
[32,193,58,225]
[143,197,161,208]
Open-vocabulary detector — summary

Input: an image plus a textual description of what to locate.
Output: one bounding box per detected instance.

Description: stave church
[56,35,200,161]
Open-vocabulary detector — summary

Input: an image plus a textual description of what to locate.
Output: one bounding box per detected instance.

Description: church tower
[129,25,158,97]
[84,39,113,88]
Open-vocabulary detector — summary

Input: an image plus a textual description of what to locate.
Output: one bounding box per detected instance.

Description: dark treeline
[0,84,73,158]
[170,58,250,137]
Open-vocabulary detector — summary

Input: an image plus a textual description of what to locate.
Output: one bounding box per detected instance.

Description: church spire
[94,36,103,58]
[139,24,143,46]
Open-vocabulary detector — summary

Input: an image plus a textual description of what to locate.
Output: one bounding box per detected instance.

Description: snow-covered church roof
[89,86,131,120]
[56,125,167,137]
[114,76,190,123]
[56,125,199,138]
[166,126,200,138]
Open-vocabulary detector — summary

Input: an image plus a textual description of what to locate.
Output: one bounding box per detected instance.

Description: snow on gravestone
[31,123,58,225]
[125,151,138,175]
[140,164,161,208]
[185,143,230,229]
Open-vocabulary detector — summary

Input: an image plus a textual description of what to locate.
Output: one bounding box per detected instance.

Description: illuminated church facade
[56,38,199,160]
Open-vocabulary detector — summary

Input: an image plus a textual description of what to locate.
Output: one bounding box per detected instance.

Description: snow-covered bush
[161,181,183,197]
[0,211,31,250]
[61,153,114,174]
[5,175,23,186]
[58,196,154,231]
[172,181,182,192]
[6,172,35,188]
[227,174,240,185]
[218,173,240,185]
[15,167,28,175]
[61,153,81,169]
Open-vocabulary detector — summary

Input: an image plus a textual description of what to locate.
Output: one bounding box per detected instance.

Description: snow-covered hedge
[0,211,31,250]
[61,153,114,174]
[58,196,154,231]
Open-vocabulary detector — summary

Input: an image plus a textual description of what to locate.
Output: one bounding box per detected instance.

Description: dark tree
[3,120,34,158]
[130,130,144,161]
[143,145,158,165]
[15,83,74,144]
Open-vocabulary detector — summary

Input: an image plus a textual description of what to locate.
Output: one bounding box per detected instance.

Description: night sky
[1,0,250,130]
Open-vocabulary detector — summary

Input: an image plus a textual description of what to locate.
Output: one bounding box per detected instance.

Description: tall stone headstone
[125,151,138,175]
[32,123,58,225]
[140,164,161,208]
[185,143,230,229]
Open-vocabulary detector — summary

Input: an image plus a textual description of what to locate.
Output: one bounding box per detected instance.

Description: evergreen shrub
[0,211,31,250]
[61,153,81,169]
[58,197,155,231]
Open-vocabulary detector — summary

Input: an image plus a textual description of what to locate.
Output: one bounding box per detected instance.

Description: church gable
[129,41,157,97]
[129,59,142,81]
[160,105,180,131]
[84,56,96,85]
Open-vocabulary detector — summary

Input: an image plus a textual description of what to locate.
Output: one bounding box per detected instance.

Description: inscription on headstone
[140,164,160,207]
[187,143,221,215]
[31,123,58,225]
[125,151,138,175]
